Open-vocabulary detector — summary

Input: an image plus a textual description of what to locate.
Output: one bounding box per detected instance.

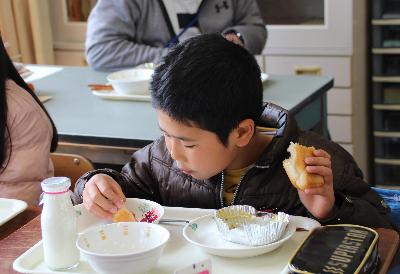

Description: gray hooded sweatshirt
[85,0,267,71]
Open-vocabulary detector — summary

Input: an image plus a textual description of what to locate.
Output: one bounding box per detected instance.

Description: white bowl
[106,68,153,95]
[77,222,170,274]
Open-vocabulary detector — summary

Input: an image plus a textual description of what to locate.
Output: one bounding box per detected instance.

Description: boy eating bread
[75,34,394,229]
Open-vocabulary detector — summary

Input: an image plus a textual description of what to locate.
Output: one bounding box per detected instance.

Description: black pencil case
[288,224,379,274]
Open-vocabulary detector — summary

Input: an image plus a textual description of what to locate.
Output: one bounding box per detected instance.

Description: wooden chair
[50,153,94,190]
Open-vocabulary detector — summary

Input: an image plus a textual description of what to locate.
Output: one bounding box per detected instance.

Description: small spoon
[158,218,189,224]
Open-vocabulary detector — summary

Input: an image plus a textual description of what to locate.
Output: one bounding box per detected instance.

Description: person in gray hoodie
[85,0,267,71]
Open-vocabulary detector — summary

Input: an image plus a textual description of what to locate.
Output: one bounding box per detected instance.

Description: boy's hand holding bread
[283,142,335,220]
[83,174,126,220]
[283,142,324,190]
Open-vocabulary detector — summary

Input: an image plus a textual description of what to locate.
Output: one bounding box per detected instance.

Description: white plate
[14,62,34,79]
[20,70,34,79]
[183,214,298,258]
[0,198,28,226]
[92,90,151,102]
[24,66,63,82]
[261,73,269,82]
[289,215,320,231]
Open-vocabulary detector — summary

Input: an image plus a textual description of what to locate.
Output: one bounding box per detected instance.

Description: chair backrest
[50,153,94,190]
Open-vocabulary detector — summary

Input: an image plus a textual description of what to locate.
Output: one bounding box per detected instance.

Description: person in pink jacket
[0,39,58,204]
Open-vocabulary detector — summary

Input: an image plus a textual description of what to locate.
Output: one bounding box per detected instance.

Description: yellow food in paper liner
[214,205,290,246]
[216,208,254,229]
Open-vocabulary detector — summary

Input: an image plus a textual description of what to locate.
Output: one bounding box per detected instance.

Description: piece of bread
[282,142,324,190]
[112,208,137,222]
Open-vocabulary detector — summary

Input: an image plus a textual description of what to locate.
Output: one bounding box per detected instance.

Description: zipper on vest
[231,172,247,206]
[219,171,247,208]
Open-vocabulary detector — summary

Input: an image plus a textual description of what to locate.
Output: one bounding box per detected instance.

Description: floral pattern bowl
[75,198,164,233]
[124,198,164,223]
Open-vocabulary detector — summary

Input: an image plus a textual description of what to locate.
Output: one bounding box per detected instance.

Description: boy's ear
[235,119,255,147]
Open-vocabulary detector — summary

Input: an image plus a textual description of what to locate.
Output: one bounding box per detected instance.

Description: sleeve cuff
[223,29,245,45]
[308,192,353,225]
[74,168,119,204]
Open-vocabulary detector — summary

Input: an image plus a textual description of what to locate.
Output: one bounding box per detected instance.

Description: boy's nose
[169,139,183,161]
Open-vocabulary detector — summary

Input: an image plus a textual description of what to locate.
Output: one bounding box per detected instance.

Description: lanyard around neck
[158,0,206,48]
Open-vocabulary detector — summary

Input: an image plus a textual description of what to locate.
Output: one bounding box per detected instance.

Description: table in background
[28,65,333,166]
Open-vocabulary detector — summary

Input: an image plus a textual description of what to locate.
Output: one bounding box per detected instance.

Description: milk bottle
[41,177,80,270]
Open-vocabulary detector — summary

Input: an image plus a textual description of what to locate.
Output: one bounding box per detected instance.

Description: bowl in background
[76,222,170,274]
[106,68,154,95]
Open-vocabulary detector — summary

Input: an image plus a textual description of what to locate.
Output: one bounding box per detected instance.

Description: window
[257,0,324,25]
[66,0,97,22]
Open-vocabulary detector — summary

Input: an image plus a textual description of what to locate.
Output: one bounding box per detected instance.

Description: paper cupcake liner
[214,206,289,246]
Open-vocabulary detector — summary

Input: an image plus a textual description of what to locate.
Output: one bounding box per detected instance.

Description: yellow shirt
[223,126,276,205]
[224,166,248,206]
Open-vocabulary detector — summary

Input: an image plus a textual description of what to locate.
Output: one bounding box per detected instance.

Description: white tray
[92,73,269,102]
[13,206,318,274]
[92,90,151,102]
[0,198,28,226]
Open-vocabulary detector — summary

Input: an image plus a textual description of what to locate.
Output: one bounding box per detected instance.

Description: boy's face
[157,110,239,180]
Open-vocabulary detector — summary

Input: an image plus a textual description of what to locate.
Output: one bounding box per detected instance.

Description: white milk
[41,177,80,270]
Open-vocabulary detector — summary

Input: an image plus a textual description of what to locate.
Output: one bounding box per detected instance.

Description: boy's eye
[184,144,196,148]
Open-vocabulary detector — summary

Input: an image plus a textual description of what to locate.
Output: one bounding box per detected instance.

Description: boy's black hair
[151,33,263,146]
